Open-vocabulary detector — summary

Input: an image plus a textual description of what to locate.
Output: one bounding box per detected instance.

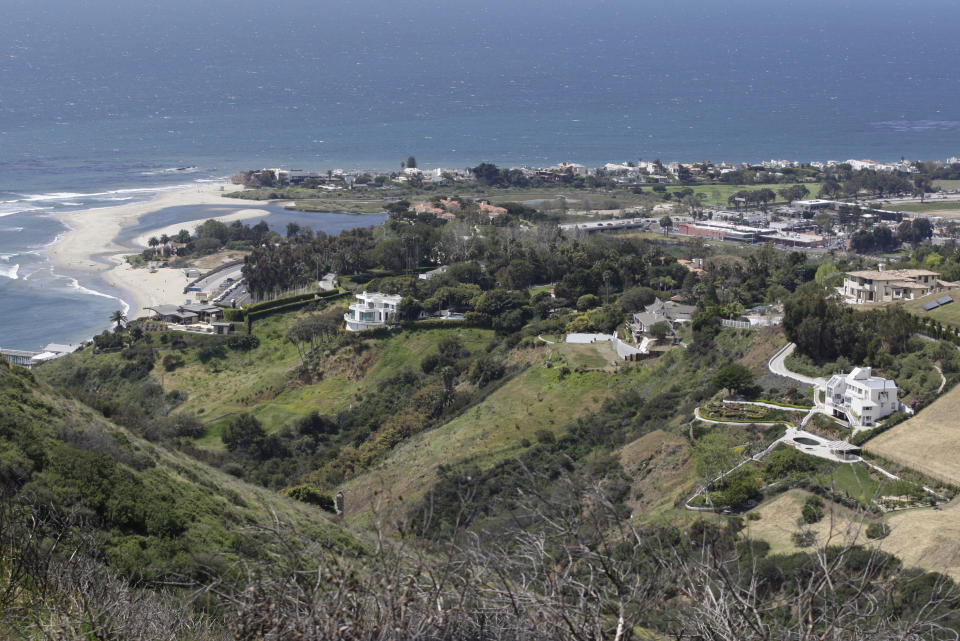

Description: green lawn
[882,200,960,215]
[552,342,619,369]
[902,289,960,328]
[819,464,879,506]
[665,183,822,208]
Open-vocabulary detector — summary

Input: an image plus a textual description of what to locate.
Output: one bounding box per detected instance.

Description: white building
[343,291,402,331]
[823,367,901,428]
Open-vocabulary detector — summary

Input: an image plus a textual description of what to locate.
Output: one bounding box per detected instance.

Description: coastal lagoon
[0,191,385,350]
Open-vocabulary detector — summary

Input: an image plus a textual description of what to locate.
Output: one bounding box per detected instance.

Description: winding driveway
[767,343,821,387]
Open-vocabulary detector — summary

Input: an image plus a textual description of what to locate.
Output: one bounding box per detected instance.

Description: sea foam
[0,262,20,280]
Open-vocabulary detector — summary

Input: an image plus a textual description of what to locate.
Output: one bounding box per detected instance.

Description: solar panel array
[937,296,954,306]
[922,301,940,311]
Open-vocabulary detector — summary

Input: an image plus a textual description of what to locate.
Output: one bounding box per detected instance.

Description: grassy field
[664,182,822,208]
[883,200,960,217]
[231,181,824,214]
[816,464,879,506]
[933,180,960,191]
[902,289,960,327]
[864,384,960,486]
[619,429,694,519]
[881,498,960,580]
[744,488,866,555]
[552,342,620,369]
[340,359,621,525]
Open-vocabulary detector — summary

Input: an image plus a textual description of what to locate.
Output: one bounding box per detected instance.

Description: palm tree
[110,309,127,332]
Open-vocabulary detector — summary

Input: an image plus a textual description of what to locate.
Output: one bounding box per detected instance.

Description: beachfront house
[822,366,901,428]
[344,291,402,332]
[146,303,222,325]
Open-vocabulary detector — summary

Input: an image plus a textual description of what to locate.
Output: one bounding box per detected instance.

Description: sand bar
[46,181,256,319]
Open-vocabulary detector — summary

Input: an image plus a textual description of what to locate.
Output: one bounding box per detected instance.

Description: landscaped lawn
[818,464,879,506]
[902,289,960,328]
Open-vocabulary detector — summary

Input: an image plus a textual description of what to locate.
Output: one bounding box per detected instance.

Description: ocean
[1,0,959,348]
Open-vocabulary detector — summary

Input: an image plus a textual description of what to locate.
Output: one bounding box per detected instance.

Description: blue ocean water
[1,0,959,347]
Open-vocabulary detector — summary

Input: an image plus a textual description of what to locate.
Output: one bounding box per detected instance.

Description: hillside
[865,383,960,486]
[0,357,361,636]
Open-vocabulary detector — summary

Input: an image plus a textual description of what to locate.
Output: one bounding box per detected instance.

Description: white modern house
[344,291,402,331]
[822,367,901,428]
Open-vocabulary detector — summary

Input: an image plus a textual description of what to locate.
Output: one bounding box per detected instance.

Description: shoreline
[46,181,249,322]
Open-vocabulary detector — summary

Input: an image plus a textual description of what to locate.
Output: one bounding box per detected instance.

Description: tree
[576,294,600,311]
[618,286,657,312]
[471,163,502,187]
[778,184,809,203]
[711,363,755,397]
[814,263,842,288]
[648,320,671,340]
[659,215,673,235]
[406,155,417,169]
[221,414,266,454]
[385,200,411,219]
[692,431,738,506]
[110,309,127,332]
[914,176,932,203]
[148,236,160,249]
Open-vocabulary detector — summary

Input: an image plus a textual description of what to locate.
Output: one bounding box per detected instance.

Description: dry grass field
[864,384,960,486]
[747,490,960,580]
[881,500,960,579]
[744,489,866,555]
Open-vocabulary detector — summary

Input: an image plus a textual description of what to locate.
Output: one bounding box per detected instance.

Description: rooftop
[846,268,939,281]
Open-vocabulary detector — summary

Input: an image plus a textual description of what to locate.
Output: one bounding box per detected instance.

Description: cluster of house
[411,199,506,220]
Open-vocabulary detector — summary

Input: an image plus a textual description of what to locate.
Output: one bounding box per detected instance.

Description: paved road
[767,343,820,387]
[195,265,244,295]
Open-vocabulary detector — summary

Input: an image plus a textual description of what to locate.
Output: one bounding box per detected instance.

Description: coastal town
[4,155,960,629]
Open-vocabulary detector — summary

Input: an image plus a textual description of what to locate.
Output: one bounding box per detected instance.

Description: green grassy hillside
[0,358,359,583]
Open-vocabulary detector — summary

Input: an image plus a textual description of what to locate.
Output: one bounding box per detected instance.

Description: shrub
[197,344,226,363]
[226,334,260,351]
[535,429,556,445]
[792,530,817,547]
[802,495,824,524]
[577,294,600,311]
[282,485,336,512]
[162,354,184,371]
[866,522,890,539]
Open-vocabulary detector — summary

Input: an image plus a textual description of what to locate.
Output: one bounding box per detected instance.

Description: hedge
[246,290,340,314]
[221,308,245,322]
[246,292,350,326]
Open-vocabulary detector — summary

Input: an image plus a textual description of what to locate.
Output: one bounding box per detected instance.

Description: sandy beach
[46,181,258,319]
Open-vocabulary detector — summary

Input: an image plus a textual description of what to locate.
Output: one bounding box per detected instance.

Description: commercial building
[676,221,774,243]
